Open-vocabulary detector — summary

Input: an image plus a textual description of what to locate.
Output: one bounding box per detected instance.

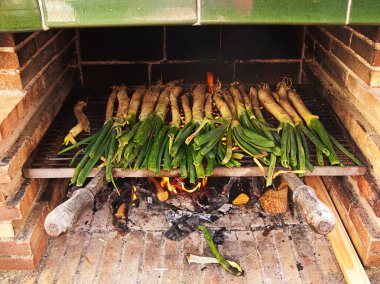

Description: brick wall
[303,25,380,266]
[0,30,77,270]
[79,26,304,88]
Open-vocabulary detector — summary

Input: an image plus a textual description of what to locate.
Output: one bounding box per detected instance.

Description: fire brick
[323,176,380,266]
[0,73,22,89]
[352,175,380,216]
[0,52,19,69]
[0,33,15,48]
[0,179,43,222]
[331,39,372,85]
[350,34,378,65]
[308,26,332,51]
[324,26,352,46]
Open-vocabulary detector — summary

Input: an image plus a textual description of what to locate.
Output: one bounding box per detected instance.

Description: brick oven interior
[1,25,380,282]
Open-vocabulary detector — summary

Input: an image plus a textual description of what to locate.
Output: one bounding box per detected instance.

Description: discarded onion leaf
[198,225,244,277]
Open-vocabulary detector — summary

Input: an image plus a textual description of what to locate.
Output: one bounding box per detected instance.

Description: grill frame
[23,83,367,178]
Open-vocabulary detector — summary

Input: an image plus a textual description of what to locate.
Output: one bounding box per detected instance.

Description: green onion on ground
[198,225,244,277]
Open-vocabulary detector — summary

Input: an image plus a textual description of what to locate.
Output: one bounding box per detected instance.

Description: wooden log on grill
[282,173,335,235]
[44,169,106,237]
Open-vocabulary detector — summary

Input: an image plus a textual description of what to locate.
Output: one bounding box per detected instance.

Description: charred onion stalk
[63,101,91,145]
[244,85,279,143]
[287,87,363,166]
[212,91,242,169]
[137,81,180,170]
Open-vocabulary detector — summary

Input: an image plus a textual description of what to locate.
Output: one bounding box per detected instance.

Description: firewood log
[282,173,335,235]
[44,169,106,236]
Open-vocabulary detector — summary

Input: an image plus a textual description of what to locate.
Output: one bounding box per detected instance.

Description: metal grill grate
[23,84,366,178]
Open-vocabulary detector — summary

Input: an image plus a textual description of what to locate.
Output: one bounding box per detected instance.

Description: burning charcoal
[113,218,129,232]
[165,216,200,241]
[115,203,127,220]
[212,227,226,245]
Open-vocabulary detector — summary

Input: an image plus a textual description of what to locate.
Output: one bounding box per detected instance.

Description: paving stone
[181,231,202,284]
[219,231,244,284]
[97,231,124,283]
[236,230,263,284]
[118,231,144,284]
[310,233,345,283]
[55,231,89,283]
[290,226,325,283]
[254,230,282,283]
[75,232,106,284]
[161,237,183,283]
[272,229,302,284]
[138,231,164,283]
[37,234,68,283]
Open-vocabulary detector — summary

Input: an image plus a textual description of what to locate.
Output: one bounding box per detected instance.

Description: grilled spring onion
[247,85,283,185]
[171,85,206,157]
[70,86,119,186]
[211,92,242,168]
[239,84,275,142]
[231,84,280,186]
[288,88,338,165]
[115,86,146,163]
[275,82,307,175]
[163,92,191,171]
[119,84,161,169]
[170,85,206,181]
[288,88,362,166]
[135,82,179,170]
[148,85,183,173]
[227,86,279,157]
[63,100,91,145]
[192,91,231,175]
[258,84,295,169]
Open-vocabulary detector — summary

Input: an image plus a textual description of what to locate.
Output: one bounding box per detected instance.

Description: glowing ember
[207,72,214,94]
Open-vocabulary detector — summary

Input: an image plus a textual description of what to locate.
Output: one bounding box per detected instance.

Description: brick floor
[0,195,377,283]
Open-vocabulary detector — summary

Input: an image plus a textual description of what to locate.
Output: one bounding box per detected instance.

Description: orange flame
[132,186,138,206]
[160,177,208,194]
[161,177,177,194]
[207,72,214,94]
